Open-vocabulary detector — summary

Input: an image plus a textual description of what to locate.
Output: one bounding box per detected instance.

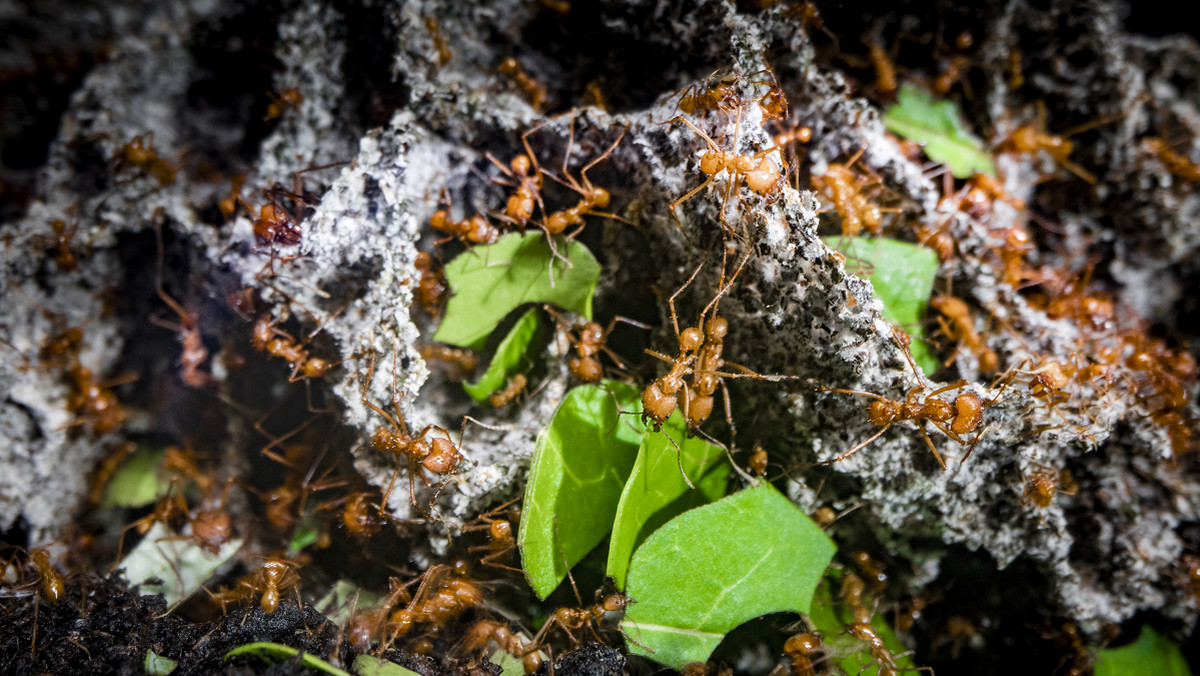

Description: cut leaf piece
[806,576,916,675]
[315,580,384,626]
[119,522,242,607]
[225,642,352,676]
[463,307,543,403]
[433,232,601,348]
[883,83,996,178]
[518,381,645,599]
[1094,626,1192,676]
[607,413,730,590]
[621,483,836,669]
[100,446,169,509]
[353,655,424,676]
[144,650,178,675]
[822,236,940,377]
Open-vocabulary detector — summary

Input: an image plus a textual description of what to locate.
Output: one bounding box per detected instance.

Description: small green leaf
[1094,626,1192,676]
[621,484,836,669]
[607,413,730,590]
[120,522,242,607]
[353,655,424,676]
[144,650,178,675]
[883,83,996,178]
[489,650,527,676]
[100,446,169,509]
[823,236,940,377]
[433,232,601,347]
[463,307,543,403]
[806,577,916,675]
[314,580,383,626]
[225,642,352,676]
[518,381,646,599]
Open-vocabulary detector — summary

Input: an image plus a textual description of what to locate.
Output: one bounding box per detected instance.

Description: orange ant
[429,187,501,245]
[460,497,521,571]
[361,350,466,516]
[850,550,888,594]
[817,327,988,471]
[485,139,545,231]
[863,33,898,98]
[530,592,632,649]
[420,344,478,382]
[264,87,304,121]
[667,115,785,234]
[30,548,65,605]
[219,175,246,220]
[153,215,212,388]
[1144,137,1200,183]
[251,316,341,381]
[235,162,346,247]
[933,30,975,97]
[498,57,546,111]
[209,557,301,614]
[335,491,387,538]
[1023,463,1078,509]
[847,621,932,676]
[112,132,182,187]
[425,17,452,67]
[385,564,485,647]
[998,102,1103,185]
[413,251,448,317]
[463,619,543,674]
[748,445,770,477]
[37,216,81,272]
[812,150,893,237]
[540,119,628,238]
[665,67,742,120]
[778,632,826,676]
[930,295,999,373]
[489,374,528,408]
[544,306,648,383]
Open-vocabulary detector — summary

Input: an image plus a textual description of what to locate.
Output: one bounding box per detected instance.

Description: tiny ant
[812,150,893,237]
[540,119,627,238]
[863,32,898,98]
[847,621,932,675]
[264,87,304,122]
[930,295,999,373]
[498,57,546,111]
[419,344,478,382]
[460,497,521,571]
[849,550,888,594]
[340,491,387,538]
[780,631,826,676]
[489,373,528,407]
[1144,137,1200,183]
[485,139,545,231]
[817,327,987,470]
[39,217,81,272]
[361,350,466,515]
[413,251,447,317]
[386,564,484,647]
[530,592,632,648]
[999,102,1112,185]
[112,132,182,187]
[209,557,301,614]
[251,316,342,381]
[933,31,975,97]
[30,548,65,605]
[424,17,452,67]
[153,215,212,388]
[429,187,501,245]
[544,306,648,383]
[1023,463,1078,509]
[666,67,741,120]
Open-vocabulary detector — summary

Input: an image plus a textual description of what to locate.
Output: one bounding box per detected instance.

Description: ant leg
[817,386,890,403]
[660,420,696,490]
[824,425,892,465]
[578,123,629,192]
[667,260,707,337]
[925,379,969,399]
[669,173,718,233]
[917,424,949,471]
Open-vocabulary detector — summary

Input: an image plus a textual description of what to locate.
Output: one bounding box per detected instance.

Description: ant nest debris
[2,0,1200,670]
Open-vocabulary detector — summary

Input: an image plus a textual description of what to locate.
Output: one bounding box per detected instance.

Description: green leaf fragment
[463,307,543,403]
[225,642,352,676]
[144,650,178,675]
[433,232,601,347]
[823,236,940,377]
[353,655,425,676]
[1094,626,1192,676]
[119,522,242,607]
[883,83,996,178]
[314,580,384,626]
[518,381,646,599]
[607,412,730,591]
[621,484,836,669]
[100,446,169,509]
[488,650,527,676]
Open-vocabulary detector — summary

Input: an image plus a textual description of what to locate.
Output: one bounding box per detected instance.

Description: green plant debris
[99,446,169,509]
[620,484,836,669]
[287,513,323,555]
[463,307,543,403]
[143,649,178,675]
[1094,626,1192,676]
[433,232,601,348]
[806,577,916,675]
[518,381,645,599]
[353,655,424,676]
[487,650,526,676]
[314,580,384,625]
[225,642,352,675]
[822,236,940,376]
[119,522,242,607]
[883,83,996,178]
[607,412,730,590]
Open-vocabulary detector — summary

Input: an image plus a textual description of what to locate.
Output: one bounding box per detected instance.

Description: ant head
[579,322,604,344]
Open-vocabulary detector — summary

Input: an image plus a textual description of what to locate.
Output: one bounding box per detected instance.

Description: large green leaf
[883,83,996,178]
[607,413,729,591]
[433,232,600,347]
[823,236,940,377]
[1094,626,1192,676]
[518,381,646,599]
[806,576,916,675]
[463,307,543,403]
[100,446,169,509]
[225,642,352,676]
[620,484,836,669]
